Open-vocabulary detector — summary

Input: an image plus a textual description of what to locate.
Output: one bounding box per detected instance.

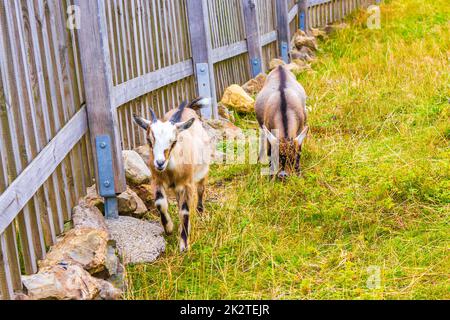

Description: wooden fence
[0,0,375,299]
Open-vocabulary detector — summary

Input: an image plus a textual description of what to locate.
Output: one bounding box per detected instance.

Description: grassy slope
[126,0,449,300]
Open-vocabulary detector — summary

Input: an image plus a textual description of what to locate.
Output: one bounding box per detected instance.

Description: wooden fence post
[75,0,126,218]
[276,0,290,63]
[186,0,218,119]
[241,0,264,77]
[298,0,309,32]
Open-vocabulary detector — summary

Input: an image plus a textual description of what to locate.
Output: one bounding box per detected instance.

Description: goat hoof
[164,222,174,235]
[179,242,189,253]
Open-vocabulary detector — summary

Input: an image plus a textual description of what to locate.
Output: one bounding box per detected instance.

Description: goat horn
[170,100,188,124]
[149,108,158,123]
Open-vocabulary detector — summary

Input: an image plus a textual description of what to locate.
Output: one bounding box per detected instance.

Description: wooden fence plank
[0,107,88,234]
[0,234,14,299]
[3,226,21,291]
[212,41,248,64]
[298,0,309,31]
[76,0,126,195]
[261,30,278,46]
[113,60,194,108]
[186,0,217,119]
[242,0,264,77]
[276,0,290,62]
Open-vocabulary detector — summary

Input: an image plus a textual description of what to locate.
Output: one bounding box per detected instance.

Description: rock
[286,60,312,74]
[204,119,244,141]
[323,22,348,35]
[291,46,316,61]
[300,46,316,56]
[106,216,165,264]
[81,184,148,218]
[132,184,154,209]
[82,185,104,213]
[295,29,307,37]
[292,30,318,51]
[107,248,125,291]
[97,278,123,300]
[269,58,286,70]
[14,293,30,300]
[95,244,125,290]
[22,264,121,300]
[123,150,152,185]
[242,73,267,96]
[203,119,244,164]
[39,228,109,275]
[220,84,255,113]
[118,187,148,218]
[310,27,327,40]
[218,103,235,122]
[72,203,108,233]
[292,58,311,68]
[133,145,151,167]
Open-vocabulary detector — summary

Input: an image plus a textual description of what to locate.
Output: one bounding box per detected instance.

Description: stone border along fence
[0,0,377,299]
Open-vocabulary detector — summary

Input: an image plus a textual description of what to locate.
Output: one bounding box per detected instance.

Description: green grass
[126,0,449,300]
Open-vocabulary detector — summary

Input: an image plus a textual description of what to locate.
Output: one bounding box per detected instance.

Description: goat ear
[133,114,151,131]
[262,125,278,145]
[295,126,309,145]
[175,118,195,132]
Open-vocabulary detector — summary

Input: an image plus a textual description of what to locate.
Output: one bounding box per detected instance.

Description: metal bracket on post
[251,58,262,78]
[299,12,306,31]
[196,63,213,119]
[95,135,119,220]
[281,41,289,63]
[299,0,308,32]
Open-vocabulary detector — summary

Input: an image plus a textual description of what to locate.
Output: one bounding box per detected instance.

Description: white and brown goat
[133,98,212,252]
[255,65,309,180]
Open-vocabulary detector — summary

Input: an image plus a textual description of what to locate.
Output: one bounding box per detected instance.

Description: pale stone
[323,22,348,35]
[269,58,286,70]
[14,293,30,300]
[204,119,244,141]
[203,119,244,164]
[72,202,108,233]
[131,184,154,208]
[118,187,148,217]
[310,27,327,40]
[133,145,151,167]
[22,264,121,300]
[220,84,255,113]
[292,30,318,51]
[218,103,235,122]
[39,228,109,275]
[81,185,104,213]
[123,150,152,185]
[242,73,267,95]
[290,47,315,62]
[286,60,312,74]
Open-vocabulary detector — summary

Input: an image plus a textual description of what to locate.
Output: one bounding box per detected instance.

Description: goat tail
[188,97,211,111]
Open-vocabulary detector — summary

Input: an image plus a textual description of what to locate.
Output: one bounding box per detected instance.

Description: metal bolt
[100,142,106,149]
[200,66,206,73]
[104,181,111,188]
[253,59,259,65]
